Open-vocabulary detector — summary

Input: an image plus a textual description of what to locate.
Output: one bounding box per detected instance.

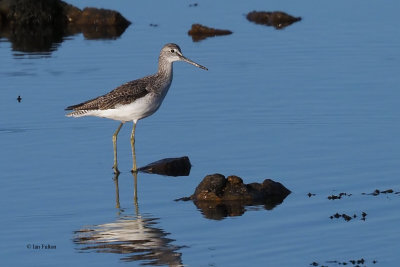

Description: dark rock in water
[178,174,291,220]
[0,0,131,54]
[192,174,226,200]
[0,0,130,27]
[138,156,191,177]
[192,174,290,202]
[74,7,130,27]
[62,1,82,23]
[246,11,301,29]
[0,0,65,26]
[188,24,232,42]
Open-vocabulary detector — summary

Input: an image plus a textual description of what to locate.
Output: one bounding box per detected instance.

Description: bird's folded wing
[65,80,150,111]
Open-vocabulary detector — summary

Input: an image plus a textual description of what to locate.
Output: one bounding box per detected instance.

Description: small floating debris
[138,156,191,176]
[17,95,22,102]
[327,192,352,200]
[246,11,301,29]
[149,23,158,27]
[361,211,367,221]
[330,212,367,222]
[362,188,398,196]
[188,24,232,42]
[177,174,290,220]
[309,188,399,200]
[189,3,198,7]
[311,258,377,266]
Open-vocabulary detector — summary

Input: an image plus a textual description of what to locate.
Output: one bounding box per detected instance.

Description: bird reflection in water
[73,171,184,266]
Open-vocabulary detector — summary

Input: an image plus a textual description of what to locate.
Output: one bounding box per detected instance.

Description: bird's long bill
[180,55,208,70]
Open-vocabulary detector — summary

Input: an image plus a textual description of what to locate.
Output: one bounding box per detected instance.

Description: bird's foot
[113,166,120,174]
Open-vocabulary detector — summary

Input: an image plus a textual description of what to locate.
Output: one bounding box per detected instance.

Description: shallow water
[1,0,400,266]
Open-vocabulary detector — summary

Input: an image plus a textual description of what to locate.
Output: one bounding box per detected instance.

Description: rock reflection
[193,197,288,220]
[0,24,129,56]
[0,25,64,55]
[73,172,183,266]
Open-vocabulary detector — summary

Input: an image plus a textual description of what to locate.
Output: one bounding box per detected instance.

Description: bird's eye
[170,49,175,53]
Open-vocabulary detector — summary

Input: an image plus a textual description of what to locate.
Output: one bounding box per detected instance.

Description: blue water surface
[1,0,399,266]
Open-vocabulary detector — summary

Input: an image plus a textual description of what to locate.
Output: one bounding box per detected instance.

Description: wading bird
[66,43,207,173]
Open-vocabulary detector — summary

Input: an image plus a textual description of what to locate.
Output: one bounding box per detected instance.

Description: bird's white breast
[88,91,167,123]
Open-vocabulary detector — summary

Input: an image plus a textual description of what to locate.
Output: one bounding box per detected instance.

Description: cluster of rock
[0,0,130,27]
[0,0,130,52]
[1,1,303,50]
[191,174,290,202]
[187,11,301,42]
[176,173,290,220]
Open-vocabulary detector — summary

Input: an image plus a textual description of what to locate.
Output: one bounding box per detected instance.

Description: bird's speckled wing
[65,78,151,111]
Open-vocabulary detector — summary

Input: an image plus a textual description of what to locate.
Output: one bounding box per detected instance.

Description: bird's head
[160,43,208,70]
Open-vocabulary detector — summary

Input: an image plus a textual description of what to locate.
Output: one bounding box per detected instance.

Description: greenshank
[66,43,207,173]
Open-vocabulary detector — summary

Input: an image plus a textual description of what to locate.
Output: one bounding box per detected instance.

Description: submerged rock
[177,174,291,220]
[0,0,130,27]
[0,0,65,26]
[246,11,301,29]
[192,174,291,201]
[73,7,130,27]
[188,24,232,42]
[138,156,191,177]
[0,0,131,53]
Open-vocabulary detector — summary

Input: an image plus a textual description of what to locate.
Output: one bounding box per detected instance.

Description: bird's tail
[65,110,90,117]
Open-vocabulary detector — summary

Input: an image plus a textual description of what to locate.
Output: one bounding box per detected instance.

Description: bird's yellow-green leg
[112,122,124,174]
[130,122,137,173]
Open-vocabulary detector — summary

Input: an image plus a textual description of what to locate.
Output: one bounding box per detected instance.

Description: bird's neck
[157,58,173,82]
[150,57,173,94]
